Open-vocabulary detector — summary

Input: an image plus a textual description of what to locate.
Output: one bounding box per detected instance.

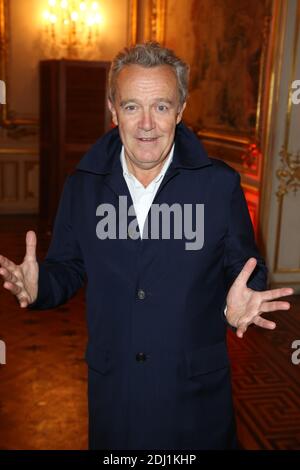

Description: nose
[138,109,155,132]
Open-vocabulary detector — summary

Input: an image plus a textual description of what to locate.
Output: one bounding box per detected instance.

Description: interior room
[0,0,299,451]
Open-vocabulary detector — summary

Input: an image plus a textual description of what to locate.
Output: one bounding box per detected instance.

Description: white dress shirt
[120,144,174,239]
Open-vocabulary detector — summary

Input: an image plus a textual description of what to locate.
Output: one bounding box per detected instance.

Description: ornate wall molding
[0,148,39,213]
[272,0,300,275]
[276,147,300,198]
[129,0,166,44]
[128,0,138,45]
[150,0,166,43]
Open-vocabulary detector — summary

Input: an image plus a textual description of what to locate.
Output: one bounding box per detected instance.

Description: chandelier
[42,0,103,57]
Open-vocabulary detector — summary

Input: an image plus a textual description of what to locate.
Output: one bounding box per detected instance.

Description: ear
[108,99,118,126]
[176,102,186,124]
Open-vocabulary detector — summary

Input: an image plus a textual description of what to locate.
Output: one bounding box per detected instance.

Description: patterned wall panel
[0,151,38,213]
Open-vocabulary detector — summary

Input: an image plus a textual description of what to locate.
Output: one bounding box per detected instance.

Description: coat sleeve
[28,175,87,310]
[223,171,268,292]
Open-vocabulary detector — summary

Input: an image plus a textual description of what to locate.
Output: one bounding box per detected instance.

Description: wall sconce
[42,0,103,58]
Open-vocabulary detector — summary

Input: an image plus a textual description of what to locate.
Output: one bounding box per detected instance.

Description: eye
[124,104,137,112]
[157,104,168,112]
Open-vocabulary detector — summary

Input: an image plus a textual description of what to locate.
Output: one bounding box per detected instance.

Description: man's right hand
[0,230,39,308]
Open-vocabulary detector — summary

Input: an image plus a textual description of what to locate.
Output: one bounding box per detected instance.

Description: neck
[125,155,169,188]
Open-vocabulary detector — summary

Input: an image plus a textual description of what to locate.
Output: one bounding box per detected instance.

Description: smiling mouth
[136,137,158,142]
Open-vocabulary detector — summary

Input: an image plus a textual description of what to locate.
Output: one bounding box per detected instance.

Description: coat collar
[75,121,212,175]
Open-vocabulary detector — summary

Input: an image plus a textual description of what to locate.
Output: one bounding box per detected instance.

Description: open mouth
[137,137,158,142]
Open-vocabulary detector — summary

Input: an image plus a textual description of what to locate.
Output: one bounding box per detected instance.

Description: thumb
[233,257,257,287]
[24,230,37,262]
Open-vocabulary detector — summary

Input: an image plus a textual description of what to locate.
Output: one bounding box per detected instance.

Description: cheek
[158,121,177,138]
[157,114,178,130]
[119,121,136,142]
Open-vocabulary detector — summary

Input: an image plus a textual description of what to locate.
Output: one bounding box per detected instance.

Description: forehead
[115,64,179,99]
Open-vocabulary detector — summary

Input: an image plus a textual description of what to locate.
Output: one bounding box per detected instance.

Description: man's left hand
[226,257,294,338]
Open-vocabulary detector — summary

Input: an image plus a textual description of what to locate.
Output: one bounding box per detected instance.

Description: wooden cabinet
[39,59,111,227]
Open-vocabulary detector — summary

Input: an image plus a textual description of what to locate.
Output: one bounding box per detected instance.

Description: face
[108,65,186,171]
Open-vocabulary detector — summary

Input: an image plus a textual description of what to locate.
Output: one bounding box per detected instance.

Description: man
[0,42,293,450]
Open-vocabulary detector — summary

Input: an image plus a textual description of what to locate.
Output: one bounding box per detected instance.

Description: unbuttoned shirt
[120,144,174,239]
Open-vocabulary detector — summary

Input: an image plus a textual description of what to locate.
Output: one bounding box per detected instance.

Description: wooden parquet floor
[0,215,299,450]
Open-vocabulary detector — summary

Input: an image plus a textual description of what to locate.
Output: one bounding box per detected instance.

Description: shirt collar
[120,144,174,187]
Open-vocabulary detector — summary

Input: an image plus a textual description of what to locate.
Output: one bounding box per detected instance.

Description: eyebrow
[120,98,175,107]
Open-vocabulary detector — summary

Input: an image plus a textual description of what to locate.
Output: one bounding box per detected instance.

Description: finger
[18,296,30,308]
[260,301,291,312]
[0,267,18,283]
[3,281,22,296]
[24,230,37,262]
[252,315,276,330]
[236,315,253,337]
[261,287,294,302]
[236,311,258,338]
[0,254,17,271]
[233,258,258,287]
[236,325,247,338]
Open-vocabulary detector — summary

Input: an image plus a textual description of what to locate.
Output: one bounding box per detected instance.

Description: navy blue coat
[29,122,267,449]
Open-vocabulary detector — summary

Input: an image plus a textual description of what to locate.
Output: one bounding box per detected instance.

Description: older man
[0,42,293,450]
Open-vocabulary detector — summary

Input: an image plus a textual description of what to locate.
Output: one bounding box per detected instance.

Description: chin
[138,156,162,166]
[133,151,161,163]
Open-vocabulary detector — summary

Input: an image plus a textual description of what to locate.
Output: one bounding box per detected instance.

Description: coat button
[136,352,147,362]
[137,289,146,300]
[128,227,139,239]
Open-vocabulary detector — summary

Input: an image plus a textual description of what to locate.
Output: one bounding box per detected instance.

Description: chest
[74,169,230,278]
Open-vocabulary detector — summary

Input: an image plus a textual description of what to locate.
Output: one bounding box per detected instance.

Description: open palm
[226,257,293,338]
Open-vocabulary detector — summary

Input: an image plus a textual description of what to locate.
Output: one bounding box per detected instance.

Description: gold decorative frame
[273,0,300,274]
[128,0,138,45]
[129,0,166,45]
[0,0,37,128]
[276,148,300,199]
